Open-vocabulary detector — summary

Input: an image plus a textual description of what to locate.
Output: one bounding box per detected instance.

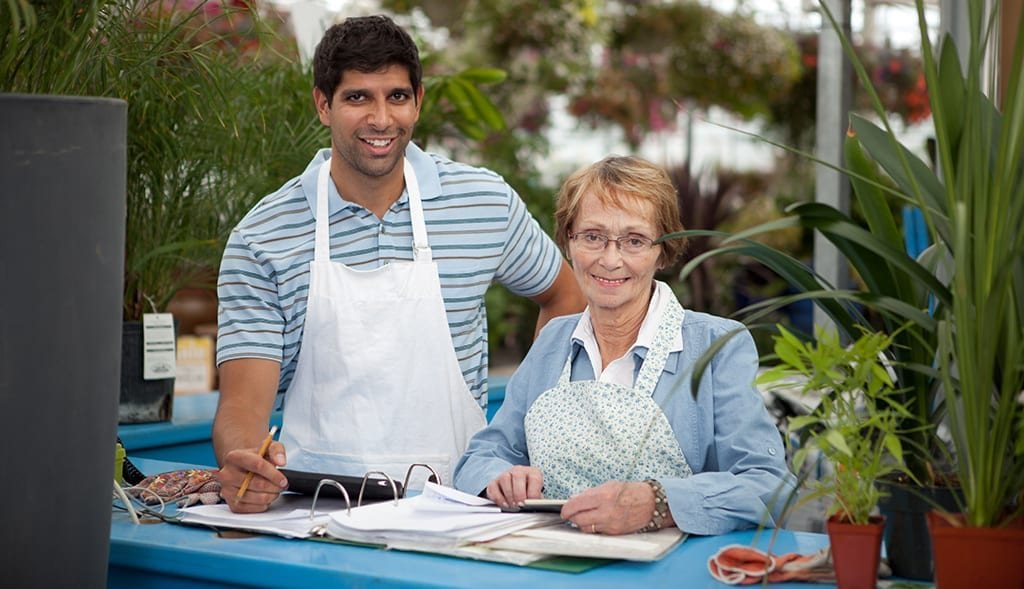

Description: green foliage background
[2,0,327,320]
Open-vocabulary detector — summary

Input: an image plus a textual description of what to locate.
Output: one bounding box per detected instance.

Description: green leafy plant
[417,66,507,146]
[673,0,1024,528]
[785,0,1024,529]
[3,0,511,322]
[3,0,327,320]
[917,3,1024,528]
[759,325,912,525]
[569,0,800,147]
[766,32,932,151]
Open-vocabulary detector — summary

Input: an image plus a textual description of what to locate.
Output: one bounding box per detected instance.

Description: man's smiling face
[315,64,423,181]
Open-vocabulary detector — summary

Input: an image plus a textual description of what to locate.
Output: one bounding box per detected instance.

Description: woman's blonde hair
[554,155,686,268]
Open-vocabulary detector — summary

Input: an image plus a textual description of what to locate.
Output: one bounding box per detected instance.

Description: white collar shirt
[571,280,685,387]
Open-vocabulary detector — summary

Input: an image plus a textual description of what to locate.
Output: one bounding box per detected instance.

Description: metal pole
[813,0,854,334]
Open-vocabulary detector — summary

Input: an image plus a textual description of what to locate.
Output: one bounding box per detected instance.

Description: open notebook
[178,483,685,565]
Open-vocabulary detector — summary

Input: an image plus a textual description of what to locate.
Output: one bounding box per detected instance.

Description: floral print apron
[524,296,693,499]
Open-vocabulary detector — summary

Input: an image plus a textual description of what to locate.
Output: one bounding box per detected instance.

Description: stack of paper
[324,483,560,549]
[178,483,687,566]
[483,525,685,561]
[179,494,349,539]
[324,483,685,565]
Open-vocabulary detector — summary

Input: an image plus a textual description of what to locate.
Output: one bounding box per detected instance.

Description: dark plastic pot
[1,94,126,588]
[878,479,961,580]
[119,320,175,423]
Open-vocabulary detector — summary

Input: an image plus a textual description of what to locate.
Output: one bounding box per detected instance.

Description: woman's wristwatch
[640,479,669,532]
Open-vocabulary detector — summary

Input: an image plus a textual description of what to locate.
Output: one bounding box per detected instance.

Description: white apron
[524,296,693,499]
[278,158,487,489]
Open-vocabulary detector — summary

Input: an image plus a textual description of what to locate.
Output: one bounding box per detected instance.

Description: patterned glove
[126,468,222,507]
[708,544,834,585]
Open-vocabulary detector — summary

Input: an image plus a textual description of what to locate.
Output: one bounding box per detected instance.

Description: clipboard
[279,468,403,503]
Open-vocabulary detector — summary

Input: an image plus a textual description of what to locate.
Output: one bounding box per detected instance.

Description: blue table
[117,377,510,467]
[110,458,833,589]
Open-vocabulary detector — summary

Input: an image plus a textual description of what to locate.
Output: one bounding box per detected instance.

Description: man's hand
[217,440,289,513]
[486,465,544,508]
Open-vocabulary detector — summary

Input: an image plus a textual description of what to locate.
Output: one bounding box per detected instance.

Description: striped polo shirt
[216,144,563,408]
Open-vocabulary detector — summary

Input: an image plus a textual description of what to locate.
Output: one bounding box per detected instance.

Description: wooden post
[999,0,1022,108]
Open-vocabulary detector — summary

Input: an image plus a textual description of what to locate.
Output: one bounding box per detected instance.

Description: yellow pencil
[235,425,278,501]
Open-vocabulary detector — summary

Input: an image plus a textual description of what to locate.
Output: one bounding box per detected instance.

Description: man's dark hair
[313,15,422,105]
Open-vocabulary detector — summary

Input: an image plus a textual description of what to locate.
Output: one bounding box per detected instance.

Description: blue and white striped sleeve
[494,186,563,298]
[215,228,285,366]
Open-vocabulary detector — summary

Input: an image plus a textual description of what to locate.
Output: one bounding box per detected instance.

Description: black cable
[117,436,148,485]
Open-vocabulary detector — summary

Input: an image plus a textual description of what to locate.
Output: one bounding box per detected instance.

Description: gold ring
[591,524,596,534]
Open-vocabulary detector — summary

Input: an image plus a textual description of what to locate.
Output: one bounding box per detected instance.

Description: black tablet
[501,499,567,513]
[279,468,403,503]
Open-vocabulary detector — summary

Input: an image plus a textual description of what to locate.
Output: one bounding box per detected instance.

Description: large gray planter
[0,94,126,588]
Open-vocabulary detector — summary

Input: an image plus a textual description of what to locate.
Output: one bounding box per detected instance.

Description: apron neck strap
[314,157,432,263]
[315,160,332,262]
[632,296,683,396]
[403,158,431,262]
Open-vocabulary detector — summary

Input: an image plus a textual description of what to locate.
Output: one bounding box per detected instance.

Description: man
[213,14,583,512]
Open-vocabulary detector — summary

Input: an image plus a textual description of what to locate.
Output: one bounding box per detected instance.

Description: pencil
[235,425,278,501]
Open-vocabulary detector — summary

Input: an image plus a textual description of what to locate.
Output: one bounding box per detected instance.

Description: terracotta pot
[927,511,1024,589]
[826,515,885,589]
[167,286,218,336]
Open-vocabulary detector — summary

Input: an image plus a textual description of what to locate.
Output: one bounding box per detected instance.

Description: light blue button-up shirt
[454,308,797,535]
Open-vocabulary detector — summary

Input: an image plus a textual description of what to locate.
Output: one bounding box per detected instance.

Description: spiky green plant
[3,1,509,321]
[672,0,1024,528]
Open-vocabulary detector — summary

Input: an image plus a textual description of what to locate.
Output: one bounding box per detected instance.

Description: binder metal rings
[310,479,352,518]
[401,463,442,494]
[359,471,401,507]
[310,463,443,520]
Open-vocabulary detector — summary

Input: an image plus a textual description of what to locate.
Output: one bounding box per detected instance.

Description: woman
[454,156,795,536]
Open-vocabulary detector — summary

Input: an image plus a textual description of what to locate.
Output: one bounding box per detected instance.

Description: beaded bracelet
[640,479,669,532]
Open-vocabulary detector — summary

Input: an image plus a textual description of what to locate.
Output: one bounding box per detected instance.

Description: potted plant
[2,0,326,421]
[811,3,1024,587]
[3,3,130,586]
[904,2,1024,586]
[758,325,911,589]
[672,131,951,579]
[673,0,1023,581]
[6,0,514,423]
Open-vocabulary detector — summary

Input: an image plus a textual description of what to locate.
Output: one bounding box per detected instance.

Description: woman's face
[568,192,662,317]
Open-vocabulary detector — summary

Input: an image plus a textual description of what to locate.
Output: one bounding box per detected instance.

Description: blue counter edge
[119,375,510,453]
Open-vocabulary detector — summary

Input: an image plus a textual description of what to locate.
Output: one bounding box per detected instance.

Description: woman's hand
[217,440,288,513]
[561,480,675,535]
[486,465,544,508]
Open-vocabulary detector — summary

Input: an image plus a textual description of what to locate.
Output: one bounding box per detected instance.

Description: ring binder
[278,468,403,502]
[311,479,352,518]
[358,471,400,507]
[274,463,443,507]
[401,463,441,494]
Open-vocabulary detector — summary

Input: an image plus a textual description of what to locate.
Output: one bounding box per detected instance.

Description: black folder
[279,468,403,503]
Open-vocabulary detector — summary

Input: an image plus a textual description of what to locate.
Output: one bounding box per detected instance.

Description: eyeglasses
[568,231,658,255]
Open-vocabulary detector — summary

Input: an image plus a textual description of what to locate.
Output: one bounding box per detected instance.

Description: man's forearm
[213,358,281,466]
